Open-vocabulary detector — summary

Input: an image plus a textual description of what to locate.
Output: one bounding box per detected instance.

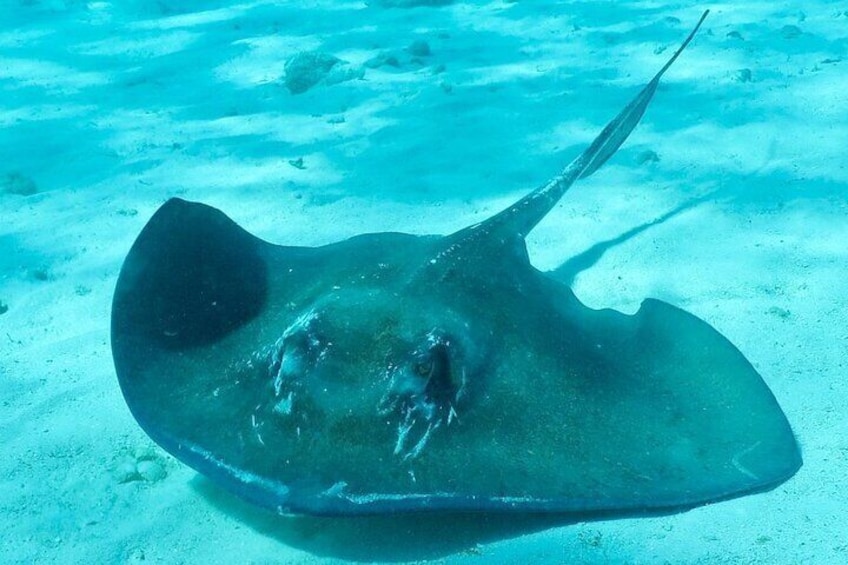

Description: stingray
[112,11,801,518]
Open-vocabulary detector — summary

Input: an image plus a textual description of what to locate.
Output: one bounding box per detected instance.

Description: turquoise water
[1,2,846,563]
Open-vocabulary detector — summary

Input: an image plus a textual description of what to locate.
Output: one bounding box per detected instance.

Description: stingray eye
[379,332,466,459]
[281,333,309,372]
[421,342,454,405]
[269,312,325,393]
[404,336,456,415]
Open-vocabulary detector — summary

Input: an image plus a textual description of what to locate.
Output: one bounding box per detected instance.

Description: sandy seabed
[1,1,846,563]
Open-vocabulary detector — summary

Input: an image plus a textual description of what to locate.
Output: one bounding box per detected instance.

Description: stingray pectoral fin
[631,299,800,494]
[112,198,268,352]
[111,198,341,510]
[111,199,323,457]
[112,199,271,439]
[554,293,802,509]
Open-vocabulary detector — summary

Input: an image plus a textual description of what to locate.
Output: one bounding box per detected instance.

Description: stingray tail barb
[481,9,709,239]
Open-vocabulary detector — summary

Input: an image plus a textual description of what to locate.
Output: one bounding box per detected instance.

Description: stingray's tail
[477,9,709,239]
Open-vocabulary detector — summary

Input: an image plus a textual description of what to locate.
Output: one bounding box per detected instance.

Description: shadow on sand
[550,192,716,285]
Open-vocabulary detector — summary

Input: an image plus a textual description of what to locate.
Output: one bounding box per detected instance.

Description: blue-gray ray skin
[111,10,801,517]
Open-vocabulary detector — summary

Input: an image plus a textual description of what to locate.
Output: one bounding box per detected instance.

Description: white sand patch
[0,57,109,92]
[72,30,201,58]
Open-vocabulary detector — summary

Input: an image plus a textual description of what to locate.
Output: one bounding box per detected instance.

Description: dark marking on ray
[111,10,801,519]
